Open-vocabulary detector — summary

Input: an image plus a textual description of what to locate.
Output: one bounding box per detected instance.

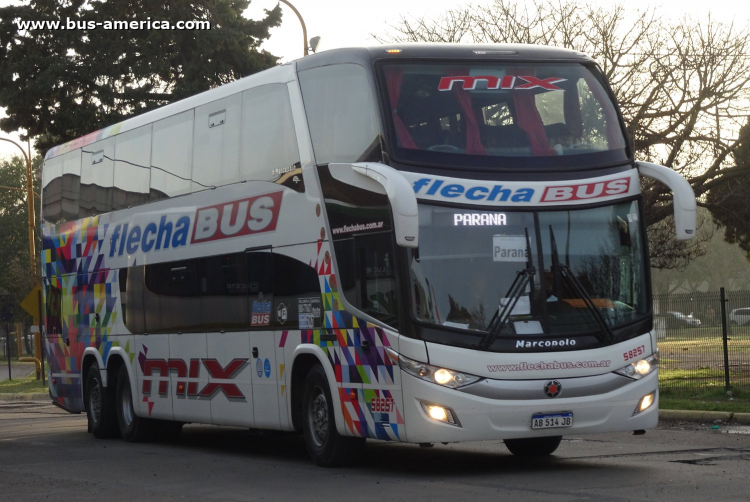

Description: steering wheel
[427,144,461,153]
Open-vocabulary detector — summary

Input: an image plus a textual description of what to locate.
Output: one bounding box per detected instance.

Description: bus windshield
[411,200,648,340]
[379,62,628,170]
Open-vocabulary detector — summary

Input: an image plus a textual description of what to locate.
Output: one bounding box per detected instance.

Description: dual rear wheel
[85,363,182,443]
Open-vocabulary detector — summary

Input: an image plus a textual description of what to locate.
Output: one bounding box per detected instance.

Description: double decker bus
[41,44,695,466]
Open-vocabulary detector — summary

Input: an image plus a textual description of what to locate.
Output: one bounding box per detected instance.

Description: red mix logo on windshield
[438,75,566,91]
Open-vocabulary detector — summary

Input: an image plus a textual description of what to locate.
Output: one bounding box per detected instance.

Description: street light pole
[0,137,37,283]
[278,0,309,56]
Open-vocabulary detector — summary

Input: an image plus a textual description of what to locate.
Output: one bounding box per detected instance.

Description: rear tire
[116,365,159,442]
[504,436,562,457]
[85,364,119,439]
[302,364,365,467]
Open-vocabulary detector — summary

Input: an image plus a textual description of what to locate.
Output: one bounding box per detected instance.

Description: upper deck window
[379,62,628,170]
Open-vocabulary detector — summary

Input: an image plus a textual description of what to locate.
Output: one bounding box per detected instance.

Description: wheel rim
[121,380,134,426]
[308,386,328,447]
[89,379,102,424]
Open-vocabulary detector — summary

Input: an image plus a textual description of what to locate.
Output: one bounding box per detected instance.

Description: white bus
[41,44,695,466]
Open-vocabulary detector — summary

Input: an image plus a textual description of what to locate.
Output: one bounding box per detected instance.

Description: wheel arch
[81,349,105,405]
[290,345,347,436]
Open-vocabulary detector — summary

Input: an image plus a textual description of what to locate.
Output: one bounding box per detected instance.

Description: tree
[0,0,282,154]
[0,155,41,324]
[375,1,750,267]
[705,122,750,259]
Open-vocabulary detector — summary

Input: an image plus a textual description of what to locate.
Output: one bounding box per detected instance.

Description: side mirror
[328,162,419,248]
[636,161,696,240]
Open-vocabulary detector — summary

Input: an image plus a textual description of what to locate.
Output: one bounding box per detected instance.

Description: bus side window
[143,259,201,333]
[298,63,382,165]
[241,84,301,183]
[334,232,399,328]
[42,151,82,225]
[261,252,321,330]
[246,252,274,329]
[80,137,115,218]
[200,253,249,331]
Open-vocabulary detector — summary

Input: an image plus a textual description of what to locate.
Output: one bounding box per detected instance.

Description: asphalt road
[1,401,749,502]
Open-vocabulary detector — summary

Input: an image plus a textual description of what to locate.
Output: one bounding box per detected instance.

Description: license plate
[531,412,573,429]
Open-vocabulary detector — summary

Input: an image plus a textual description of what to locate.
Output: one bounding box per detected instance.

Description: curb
[660,409,750,424]
[0,393,50,402]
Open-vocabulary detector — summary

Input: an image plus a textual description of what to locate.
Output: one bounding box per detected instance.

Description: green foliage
[706,123,750,260]
[0,0,282,153]
[0,155,41,323]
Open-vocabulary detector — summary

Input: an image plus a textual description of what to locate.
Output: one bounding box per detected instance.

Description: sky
[1,0,749,160]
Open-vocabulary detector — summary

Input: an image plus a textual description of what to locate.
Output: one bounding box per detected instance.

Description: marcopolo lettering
[413,178,534,203]
[516,339,577,349]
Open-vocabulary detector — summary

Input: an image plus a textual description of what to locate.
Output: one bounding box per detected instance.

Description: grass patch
[659,367,726,383]
[660,387,750,413]
[0,376,47,395]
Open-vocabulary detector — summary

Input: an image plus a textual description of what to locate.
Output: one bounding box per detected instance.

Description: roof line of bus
[44,43,595,161]
[44,62,299,160]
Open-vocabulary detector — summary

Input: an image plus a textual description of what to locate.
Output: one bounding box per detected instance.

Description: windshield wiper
[479,229,535,350]
[548,226,614,344]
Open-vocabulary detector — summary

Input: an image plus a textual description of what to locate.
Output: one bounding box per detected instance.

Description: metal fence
[654,288,750,393]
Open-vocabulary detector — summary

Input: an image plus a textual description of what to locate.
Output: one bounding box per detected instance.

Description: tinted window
[150,110,194,199]
[201,253,249,331]
[144,259,201,333]
[42,151,82,224]
[80,138,115,217]
[112,126,153,210]
[269,253,321,330]
[299,64,381,165]
[333,232,399,327]
[378,62,628,170]
[122,251,322,334]
[241,84,301,183]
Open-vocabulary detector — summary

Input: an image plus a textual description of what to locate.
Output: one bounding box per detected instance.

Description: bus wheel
[85,364,119,439]
[504,436,562,457]
[115,365,159,442]
[302,364,365,467]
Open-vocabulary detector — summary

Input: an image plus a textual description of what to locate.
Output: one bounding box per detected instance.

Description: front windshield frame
[409,196,652,350]
[374,59,632,172]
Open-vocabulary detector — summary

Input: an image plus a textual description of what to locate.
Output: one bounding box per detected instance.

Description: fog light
[634,392,655,415]
[427,405,448,421]
[420,401,460,427]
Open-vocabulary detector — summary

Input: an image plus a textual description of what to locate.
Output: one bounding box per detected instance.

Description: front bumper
[401,370,658,443]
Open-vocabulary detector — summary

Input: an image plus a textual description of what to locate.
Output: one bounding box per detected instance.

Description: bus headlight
[615,354,658,380]
[390,350,481,389]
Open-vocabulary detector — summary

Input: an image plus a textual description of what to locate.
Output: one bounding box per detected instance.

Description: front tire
[302,364,365,467]
[116,365,159,442]
[504,436,562,457]
[85,364,119,439]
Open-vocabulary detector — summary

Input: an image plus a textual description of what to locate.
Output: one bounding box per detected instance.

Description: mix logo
[142,357,248,399]
[438,75,566,91]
